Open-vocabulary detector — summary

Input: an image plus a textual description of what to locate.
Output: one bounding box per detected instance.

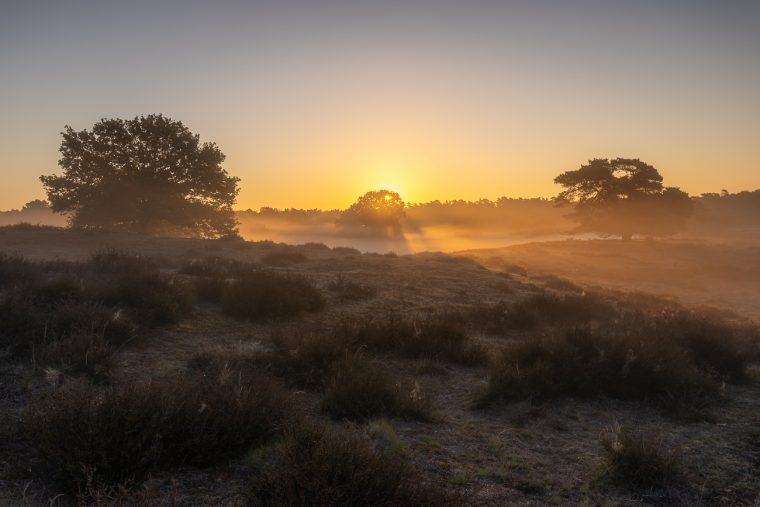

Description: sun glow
[360,158,414,201]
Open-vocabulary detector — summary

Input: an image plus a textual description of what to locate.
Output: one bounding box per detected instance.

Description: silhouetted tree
[554,158,693,240]
[40,114,240,238]
[338,190,405,234]
[21,199,50,211]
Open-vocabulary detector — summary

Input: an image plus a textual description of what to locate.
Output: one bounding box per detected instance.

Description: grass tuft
[600,422,681,490]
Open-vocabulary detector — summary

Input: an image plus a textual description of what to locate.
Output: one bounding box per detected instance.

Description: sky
[1,0,759,210]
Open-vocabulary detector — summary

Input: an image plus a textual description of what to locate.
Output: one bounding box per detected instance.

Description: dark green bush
[327,274,376,301]
[260,250,308,266]
[220,271,324,322]
[248,424,456,506]
[252,331,355,389]
[321,354,432,422]
[470,293,616,333]
[179,255,254,278]
[477,327,720,416]
[25,366,292,491]
[93,272,192,326]
[346,315,488,365]
[332,246,361,257]
[0,252,40,286]
[600,423,681,490]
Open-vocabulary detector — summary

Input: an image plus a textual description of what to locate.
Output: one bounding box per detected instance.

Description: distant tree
[21,199,50,211]
[338,190,405,233]
[554,158,693,240]
[40,114,240,238]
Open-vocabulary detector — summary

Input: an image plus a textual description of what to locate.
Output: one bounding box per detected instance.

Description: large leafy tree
[554,158,693,240]
[338,190,406,234]
[40,114,240,238]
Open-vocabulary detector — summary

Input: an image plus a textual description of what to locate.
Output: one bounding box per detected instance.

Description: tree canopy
[554,158,693,240]
[40,114,240,238]
[338,190,406,233]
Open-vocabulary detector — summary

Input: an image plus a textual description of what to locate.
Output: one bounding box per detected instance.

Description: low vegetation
[0,251,189,380]
[2,234,758,504]
[260,250,308,266]
[468,292,615,333]
[327,274,377,301]
[599,423,681,490]
[248,423,457,506]
[199,343,432,422]
[24,364,292,492]
[182,256,324,322]
[321,355,432,421]
[341,314,488,365]
[477,309,758,417]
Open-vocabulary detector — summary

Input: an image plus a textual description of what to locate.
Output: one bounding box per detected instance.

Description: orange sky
[1,1,758,210]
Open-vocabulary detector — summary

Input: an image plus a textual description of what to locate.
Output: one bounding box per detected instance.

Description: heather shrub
[327,274,376,301]
[332,246,361,257]
[478,328,718,414]
[252,331,355,389]
[469,293,615,333]
[219,271,324,322]
[220,333,432,421]
[534,274,583,293]
[600,423,681,490]
[0,252,40,285]
[248,424,456,506]
[25,367,292,491]
[337,314,487,365]
[260,250,308,266]
[179,255,253,278]
[321,355,432,422]
[182,255,323,322]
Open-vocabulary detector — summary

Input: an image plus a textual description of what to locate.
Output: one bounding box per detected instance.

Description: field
[1,226,759,505]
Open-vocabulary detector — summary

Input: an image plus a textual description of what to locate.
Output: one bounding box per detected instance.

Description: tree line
[38,114,725,240]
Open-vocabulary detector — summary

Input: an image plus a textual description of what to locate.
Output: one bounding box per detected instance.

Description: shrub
[179,255,253,278]
[248,424,456,506]
[477,328,717,414]
[252,331,355,389]
[327,275,376,301]
[93,272,193,326]
[222,333,432,421]
[661,312,754,382]
[260,250,308,266]
[43,330,115,383]
[300,242,332,254]
[332,246,361,257]
[534,274,583,293]
[321,354,431,422]
[502,263,528,277]
[347,315,488,365]
[88,249,159,276]
[220,271,324,322]
[600,423,681,489]
[25,366,292,491]
[258,315,486,371]
[25,276,85,307]
[50,301,137,347]
[469,293,615,333]
[0,252,40,285]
